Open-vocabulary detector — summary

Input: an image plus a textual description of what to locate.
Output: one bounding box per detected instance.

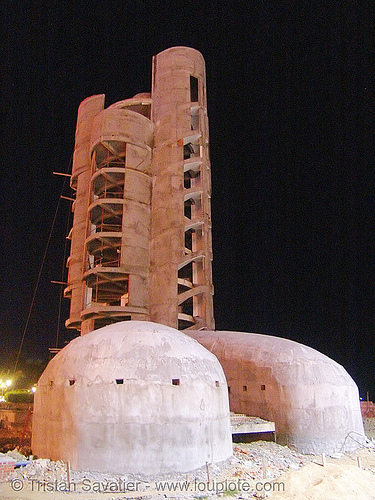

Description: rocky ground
[0,438,374,499]
[0,421,374,499]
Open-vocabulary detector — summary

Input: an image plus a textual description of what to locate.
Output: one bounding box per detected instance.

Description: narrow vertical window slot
[190,76,198,102]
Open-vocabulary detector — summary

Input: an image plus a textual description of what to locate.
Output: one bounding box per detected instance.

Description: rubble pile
[1,441,374,499]
[7,442,311,484]
[3,442,314,498]
[230,441,312,481]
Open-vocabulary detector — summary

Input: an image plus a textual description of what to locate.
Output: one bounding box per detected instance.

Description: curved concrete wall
[150,46,214,330]
[67,95,154,333]
[90,107,153,151]
[32,321,232,474]
[65,47,215,335]
[85,107,153,330]
[71,95,105,186]
[188,330,365,454]
[65,95,105,330]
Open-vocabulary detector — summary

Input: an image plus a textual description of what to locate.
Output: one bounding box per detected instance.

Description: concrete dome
[188,330,365,455]
[32,321,232,474]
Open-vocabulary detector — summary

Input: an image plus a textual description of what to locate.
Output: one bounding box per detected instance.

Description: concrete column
[80,103,153,331]
[65,95,105,331]
[150,47,214,330]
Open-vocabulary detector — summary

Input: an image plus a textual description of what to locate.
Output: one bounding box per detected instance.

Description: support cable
[14,173,70,373]
[55,199,72,348]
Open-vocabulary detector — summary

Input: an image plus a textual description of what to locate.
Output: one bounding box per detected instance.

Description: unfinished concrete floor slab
[32,321,232,474]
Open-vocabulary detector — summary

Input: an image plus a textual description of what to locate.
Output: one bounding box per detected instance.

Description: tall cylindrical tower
[150,47,215,330]
[64,48,215,335]
[65,95,153,334]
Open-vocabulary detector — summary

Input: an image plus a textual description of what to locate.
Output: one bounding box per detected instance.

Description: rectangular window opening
[172,378,180,386]
[190,76,199,102]
[261,384,266,391]
[243,385,247,392]
[116,379,124,385]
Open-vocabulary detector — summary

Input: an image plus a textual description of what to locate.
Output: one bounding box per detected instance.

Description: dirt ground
[270,448,375,500]
[0,440,374,500]
[1,419,375,500]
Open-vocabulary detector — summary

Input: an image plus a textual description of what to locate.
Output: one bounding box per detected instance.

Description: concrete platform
[230,413,275,435]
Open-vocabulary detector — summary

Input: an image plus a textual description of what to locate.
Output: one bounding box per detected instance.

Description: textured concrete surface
[65,47,214,334]
[32,322,232,474]
[65,94,153,334]
[150,46,214,330]
[188,330,365,454]
[56,46,363,466]
[65,94,105,330]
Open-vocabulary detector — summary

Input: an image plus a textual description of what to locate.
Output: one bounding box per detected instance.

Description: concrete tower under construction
[34,47,365,468]
[64,47,215,334]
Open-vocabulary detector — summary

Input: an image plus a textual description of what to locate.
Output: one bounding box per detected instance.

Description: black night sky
[1,2,374,397]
